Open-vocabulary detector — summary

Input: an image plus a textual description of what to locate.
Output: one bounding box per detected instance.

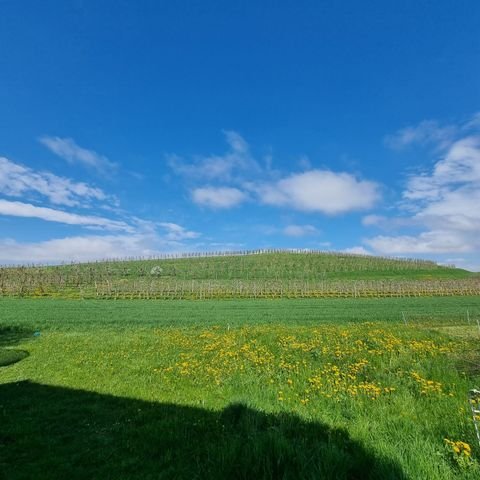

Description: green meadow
[1,295,480,479]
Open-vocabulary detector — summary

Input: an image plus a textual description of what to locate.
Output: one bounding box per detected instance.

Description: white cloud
[362,214,386,227]
[404,136,480,205]
[257,170,380,214]
[297,155,312,170]
[283,224,318,237]
[365,128,480,256]
[384,113,480,152]
[361,214,415,230]
[365,230,476,255]
[0,199,133,232]
[192,187,247,208]
[440,257,480,272]
[158,222,200,241]
[167,131,381,216]
[39,136,117,173]
[403,135,480,238]
[0,235,161,263]
[1,142,205,263]
[0,223,204,264]
[463,112,480,130]
[224,130,249,155]
[0,156,110,207]
[167,130,260,181]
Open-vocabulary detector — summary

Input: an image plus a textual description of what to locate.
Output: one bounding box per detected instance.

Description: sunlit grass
[1,297,480,478]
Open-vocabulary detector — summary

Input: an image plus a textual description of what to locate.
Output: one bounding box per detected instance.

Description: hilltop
[1,250,477,300]
[46,250,472,281]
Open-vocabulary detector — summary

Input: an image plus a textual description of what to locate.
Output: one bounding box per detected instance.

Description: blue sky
[1,1,480,270]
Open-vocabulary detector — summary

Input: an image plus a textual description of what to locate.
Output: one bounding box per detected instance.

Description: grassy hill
[15,250,475,280]
[55,251,472,280]
[0,250,478,299]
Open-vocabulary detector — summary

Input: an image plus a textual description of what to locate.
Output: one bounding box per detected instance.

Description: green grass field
[1,296,480,479]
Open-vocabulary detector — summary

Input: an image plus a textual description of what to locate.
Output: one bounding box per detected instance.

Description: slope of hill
[0,251,478,299]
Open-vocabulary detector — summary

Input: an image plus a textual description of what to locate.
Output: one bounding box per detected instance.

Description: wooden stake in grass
[468,389,480,448]
[401,311,407,326]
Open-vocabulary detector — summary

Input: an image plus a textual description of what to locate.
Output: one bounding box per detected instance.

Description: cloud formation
[39,136,117,173]
[169,131,381,216]
[0,199,133,232]
[0,225,205,264]
[158,222,200,241]
[283,224,318,237]
[404,136,480,203]
[366,116,480,258]
[0,144,203,263]
[168,130,260,182]
[384,120,456,150]
[192,186,247,208]
[365,231,475,255]
[0,235,160,263]
[257,170,380,214]
[0,157,110,207]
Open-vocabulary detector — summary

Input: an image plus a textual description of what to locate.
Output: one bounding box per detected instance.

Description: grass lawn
[1,297,480,479]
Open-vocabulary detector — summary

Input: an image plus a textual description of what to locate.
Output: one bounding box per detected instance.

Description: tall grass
[1,296,479,479]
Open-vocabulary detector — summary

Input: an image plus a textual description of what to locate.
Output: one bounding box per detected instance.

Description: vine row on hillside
[1,278,479,299]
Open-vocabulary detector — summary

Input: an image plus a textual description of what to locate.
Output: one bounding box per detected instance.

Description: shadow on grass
[0,381,405,480]
[0,326,32,367]
[0,326,34,347]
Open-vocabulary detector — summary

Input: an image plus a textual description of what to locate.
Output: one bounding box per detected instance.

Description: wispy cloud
[404,136,480,204]
[0,199,133,232]
[365,231,475,254]
[39,136,117,174]
[283,224,318,237]
[384,120,456,150]
[0,234,159,263]
[384,113,480,152]
[361,214,414,230]
[0,157,111,207]
[0,227,205,264]
[168,130,260,182]
[192,186,248,208]
[158,222,200,241]
[362,214,387,227]
[0,146,203,263]
[169,131,381,216]
[366,117,480,257]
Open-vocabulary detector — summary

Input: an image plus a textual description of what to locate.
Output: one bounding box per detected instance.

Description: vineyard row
[2,278,479,300]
